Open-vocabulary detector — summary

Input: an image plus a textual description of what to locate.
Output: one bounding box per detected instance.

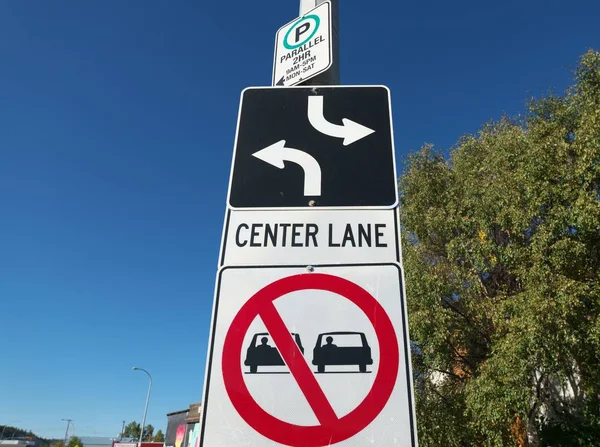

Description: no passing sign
[199,264,416,446]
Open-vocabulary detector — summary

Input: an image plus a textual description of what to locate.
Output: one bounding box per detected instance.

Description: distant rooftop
[166,409,188,417]
[79,437,114,446]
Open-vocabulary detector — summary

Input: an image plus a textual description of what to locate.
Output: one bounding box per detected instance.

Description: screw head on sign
[306,265,315,272]
[308,200,316,206]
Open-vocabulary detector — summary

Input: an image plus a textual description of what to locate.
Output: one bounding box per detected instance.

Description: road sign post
[297,0,339,86]
[199,2,418,446]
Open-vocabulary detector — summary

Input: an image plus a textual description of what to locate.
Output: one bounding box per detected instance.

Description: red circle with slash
[221,272,399,446]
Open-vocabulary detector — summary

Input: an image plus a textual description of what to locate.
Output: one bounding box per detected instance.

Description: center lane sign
[222,209,399,266]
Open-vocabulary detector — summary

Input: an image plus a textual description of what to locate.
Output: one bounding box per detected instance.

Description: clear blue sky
[0,0,598,439]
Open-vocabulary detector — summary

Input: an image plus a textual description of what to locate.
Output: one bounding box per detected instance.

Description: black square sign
[228,86,398,209]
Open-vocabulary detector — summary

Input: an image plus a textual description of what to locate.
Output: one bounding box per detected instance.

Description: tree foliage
[0,426,50,447]
[400,50,600,446]
[143,425,154,442]
[1,426,35,441]
[122,422,156,442]
[122,422,141,440]
[153,430,165,443]
[67,436,83,447]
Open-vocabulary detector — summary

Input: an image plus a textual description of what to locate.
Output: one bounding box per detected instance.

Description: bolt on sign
[199,85,418,446]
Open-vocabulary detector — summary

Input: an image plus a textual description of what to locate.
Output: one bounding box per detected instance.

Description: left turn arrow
[252,140,322,196]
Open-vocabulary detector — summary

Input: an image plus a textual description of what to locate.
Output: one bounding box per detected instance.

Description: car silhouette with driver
[244,332,304,373]
[312,331,373,373]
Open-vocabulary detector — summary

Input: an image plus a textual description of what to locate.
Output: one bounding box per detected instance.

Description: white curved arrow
[252,140,322,196]
[307,96,375,146]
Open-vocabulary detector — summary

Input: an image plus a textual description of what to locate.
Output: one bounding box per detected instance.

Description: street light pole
[132,367,152,447]
[61,419,72,447]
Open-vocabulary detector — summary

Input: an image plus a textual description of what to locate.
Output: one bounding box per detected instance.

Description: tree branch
[443,298,494,346]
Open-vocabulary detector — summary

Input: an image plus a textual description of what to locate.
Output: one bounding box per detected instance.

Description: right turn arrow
[308,96,375,146]
[252,140,322,196]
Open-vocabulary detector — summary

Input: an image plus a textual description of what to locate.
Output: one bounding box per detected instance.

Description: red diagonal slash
[259,301,338,426]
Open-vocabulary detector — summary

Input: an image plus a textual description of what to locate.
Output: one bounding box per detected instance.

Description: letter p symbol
[283,14,320,50]
[295,22,311,44]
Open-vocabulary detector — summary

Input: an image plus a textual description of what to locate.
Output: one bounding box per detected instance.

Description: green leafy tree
[122,422,156,442]
[400,50,600,446]
[142,425,154,442]
[122,422,140,440]
[66,436,83,447]
[153,430,165,443]
[1,426,29,440]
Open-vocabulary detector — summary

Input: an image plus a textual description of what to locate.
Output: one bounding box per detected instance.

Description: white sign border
[198,262,418,447]
[225,85,400,212]
[271,1,333,87]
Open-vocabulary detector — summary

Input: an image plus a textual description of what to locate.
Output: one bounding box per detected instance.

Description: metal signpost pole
[198,1,419,444]
[298,0,339,85]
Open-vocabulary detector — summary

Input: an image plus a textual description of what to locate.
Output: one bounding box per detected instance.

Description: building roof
[166,409,188,417]
[79,437,114,446]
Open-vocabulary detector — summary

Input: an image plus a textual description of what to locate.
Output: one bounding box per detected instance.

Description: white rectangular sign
[199,264,417,446]
[222,209,398,266]
[272,1,332,86]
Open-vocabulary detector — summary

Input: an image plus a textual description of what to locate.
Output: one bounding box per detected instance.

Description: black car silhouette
[312,331,373,373]
[244,332,304,373]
